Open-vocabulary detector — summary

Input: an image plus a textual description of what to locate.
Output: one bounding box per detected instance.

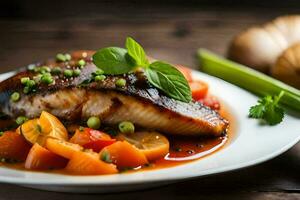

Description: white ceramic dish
[0,70,299,193]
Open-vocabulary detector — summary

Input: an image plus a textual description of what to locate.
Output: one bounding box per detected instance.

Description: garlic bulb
[228,15,300,73]
[272,43,300,89]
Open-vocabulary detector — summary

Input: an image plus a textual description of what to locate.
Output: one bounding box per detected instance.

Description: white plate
[0,70,299,193]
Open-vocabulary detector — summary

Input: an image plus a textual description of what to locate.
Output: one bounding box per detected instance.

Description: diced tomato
[190,80,209,100]
[176,65,193,82]
[83,139,116,153]
[0,131,31,161]
[198,95,221,110]
[69,128,114,152]
[25,143,68,170]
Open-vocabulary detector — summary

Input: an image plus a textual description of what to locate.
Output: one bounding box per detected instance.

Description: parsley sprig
[92,37,192,103]
[249,91,285,125]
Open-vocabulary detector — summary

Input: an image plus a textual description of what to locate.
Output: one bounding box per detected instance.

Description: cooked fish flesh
[0,51,228,136]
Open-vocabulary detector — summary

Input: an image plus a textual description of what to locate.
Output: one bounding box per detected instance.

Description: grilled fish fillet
[0,51,228,136]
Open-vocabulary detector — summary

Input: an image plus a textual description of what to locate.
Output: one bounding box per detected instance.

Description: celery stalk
[197,49,300,112]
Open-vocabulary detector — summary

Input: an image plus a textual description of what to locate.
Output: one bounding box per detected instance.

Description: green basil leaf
[126,37,149,67]
[92,47,135,75]
[145,61,192,102]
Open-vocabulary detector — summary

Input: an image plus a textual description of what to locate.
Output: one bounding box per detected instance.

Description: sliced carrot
[176,65,193,82]
[190,80,209,100]
[45,138,83,159]
[100,141,148,169]
[0,131,31,161]
[65,151,118,175]
[25,143,68,170]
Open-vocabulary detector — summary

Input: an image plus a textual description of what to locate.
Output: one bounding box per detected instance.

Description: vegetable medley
[0,66,221,175]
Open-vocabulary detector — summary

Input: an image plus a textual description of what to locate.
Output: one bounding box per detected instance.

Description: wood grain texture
[0,1,299,199]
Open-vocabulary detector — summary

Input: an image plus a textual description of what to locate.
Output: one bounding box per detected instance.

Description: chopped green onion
[23,86,30,94]
[73,69,81,77]
[21,77,30,85]
[56,53,66,62]
[10,92,20,102]
[100,150,112,163]
[16,116,28,125]
[79,126,84,132]
[64,69,73,78]
[65,53,72,61]
[87,116,101,130]
[118,121,134,134]
[41,74,54,84]
[197,49,300,112]
[26,80,36,88]
[51,67,62,75]
[78,59,86,67]
[37,66,51,74]
[94,75,106,81]
[115,78,126,87]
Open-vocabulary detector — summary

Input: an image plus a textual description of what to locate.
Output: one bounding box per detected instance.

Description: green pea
[115,78,126,87]
[21,77,30,85]
[51,67,62,75]
[87,116,101,130]
[65,53,72,61]
[41,74,54,84]
[10,92,20,102]
[100,150,112,163]
[78,59,86,67]
[16,116,28,125]
[0,131,3,137]
[64,69,73,78]
[56,53,66,62]
[73,69,81,77]
[118,121,135,134]
[94,75,106,81]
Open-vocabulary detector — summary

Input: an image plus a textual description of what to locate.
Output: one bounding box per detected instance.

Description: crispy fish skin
[0,52,228,136]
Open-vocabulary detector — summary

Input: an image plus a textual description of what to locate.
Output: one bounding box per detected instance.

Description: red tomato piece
[83,139,116,153]
[176,65,193,82]
[69,128,114,152]
[190,80,209,100]
[199,95,221,110]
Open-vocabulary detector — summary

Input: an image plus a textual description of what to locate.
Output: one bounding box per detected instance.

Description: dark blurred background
[1,0,300,73]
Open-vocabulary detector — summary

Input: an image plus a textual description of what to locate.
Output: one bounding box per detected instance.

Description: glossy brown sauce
[0,105,235,174]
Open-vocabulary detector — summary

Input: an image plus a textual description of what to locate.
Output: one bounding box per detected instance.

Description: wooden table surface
[0,1,299,199]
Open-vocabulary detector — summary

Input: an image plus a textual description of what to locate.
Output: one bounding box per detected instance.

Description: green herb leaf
[249,91,285,125]
[145,61,192,102]
[100,150,112,163]
[125,37,149,67]
[92,47,135,75]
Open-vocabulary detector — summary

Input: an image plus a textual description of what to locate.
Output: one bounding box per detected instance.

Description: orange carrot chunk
[45,138,83,159]
[25,143,68,170]
[0,131,31,161]
[100,141,148,169]
[65,151,118,175]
